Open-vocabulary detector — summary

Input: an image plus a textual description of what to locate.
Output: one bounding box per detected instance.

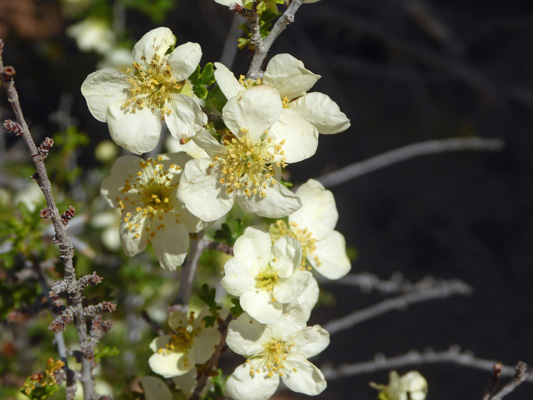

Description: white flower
[90,209,121,251]
[178,85,317,221]
[225,307,329,400]
[148,310,221,378]
[270,179,351,279]
[67,19,115,55]
[140,376,172,400]
[221,227,312,324]
[100,153,207,270]
[81,27,207,154]
[215,53,349,134]
[370,371,428,400]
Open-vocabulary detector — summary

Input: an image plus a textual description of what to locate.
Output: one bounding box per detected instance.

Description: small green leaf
[229,297,244,318]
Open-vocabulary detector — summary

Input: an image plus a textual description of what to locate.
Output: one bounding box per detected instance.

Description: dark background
[2,0,533,398]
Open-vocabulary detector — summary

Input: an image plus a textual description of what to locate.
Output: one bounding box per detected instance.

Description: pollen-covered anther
[210,133,285,198]
[122,55,185,118]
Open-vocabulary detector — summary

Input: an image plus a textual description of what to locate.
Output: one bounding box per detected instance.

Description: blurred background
[1,0,533,399]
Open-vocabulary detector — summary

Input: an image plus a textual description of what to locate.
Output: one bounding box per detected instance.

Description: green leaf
[229,297,244,318]
[199,284,222,328]
[189,63,216,99]
[94,346,120,362]
[214,219,245,246]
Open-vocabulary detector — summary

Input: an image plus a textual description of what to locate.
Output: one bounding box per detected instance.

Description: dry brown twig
[0,38,114,400]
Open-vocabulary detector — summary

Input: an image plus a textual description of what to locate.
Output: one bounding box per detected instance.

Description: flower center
[248,338,294,378]
[270,220,320,270]
[122,54,187,118]
[255,265,279,294]
[115,156,181,239]
[209,132,286,197]
[157,312,202,369]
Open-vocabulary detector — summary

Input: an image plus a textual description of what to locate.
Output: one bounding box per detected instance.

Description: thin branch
[190,314,233,400]
[171,234,209,312]
[490,362,533,400]
[247,0,304,80]
[321,346,531,381]
[317,137,505,188]
[323,279,472,335]
[325,272,444,294]
[0,39,98,400]
[220,14,244,69]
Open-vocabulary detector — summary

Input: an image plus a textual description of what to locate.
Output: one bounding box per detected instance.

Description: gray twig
[323,279,472,335]
[321,346,532,382]
[317,137,505,188]
[325,272,442,294]
[220,14,244,69]
[0,39,113,400]
[171,234,209,312]
[247,0,304,80]
[490,362,533,400]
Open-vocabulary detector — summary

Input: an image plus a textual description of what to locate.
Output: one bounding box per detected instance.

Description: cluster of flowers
[82,26,350,400]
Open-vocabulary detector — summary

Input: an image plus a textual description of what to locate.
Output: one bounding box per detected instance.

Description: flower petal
[81,68,128,122]
[221,257,257,297]
[107,103,161,154]
[309,231,351,279]
[140,376,172,400]
[222,86,282,143]
[264,54,320,100]
[286,276,319,313]
[240,289,282,324]
[168,310,189,331]
[118,205,149,257]
[149,212,190,270]
[165,94,207,140]
[271,236,301,278]
[282,355,327,396]
[291,179,338,240]
[235,180,301,218]
[233,227,272,268]
[226,313,266,356]
[290,92,350,134]
[132,27,175,65]
[268,109,318,164]
[100,155,142,207]
[171,369,197,398]
[291,325,330,358]
[188,325,221,364]
[274,270,312,304]
[168,42,202,81]
[178,158,234,221]
[148,351,186,378]
[226,363,279,400]
[214,62,243,99]
[191,128,226,158]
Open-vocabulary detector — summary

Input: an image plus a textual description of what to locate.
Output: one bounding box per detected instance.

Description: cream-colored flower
[148,310,221,378]
[221,227,312,324]
[100,153,207,270]
[225,306,329,400]
[270,179,351,279]
[215,53,349,135]
[67,19,115,55]
[178,85,317,221]
[370,371,428,400]
[81,27,207,154]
